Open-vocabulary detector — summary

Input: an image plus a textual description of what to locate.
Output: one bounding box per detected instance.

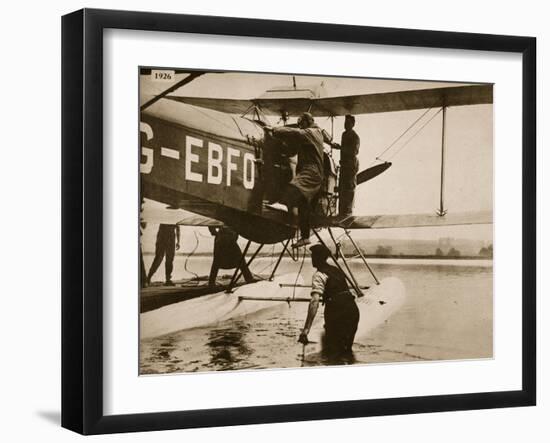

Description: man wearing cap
[298,244,360,355]
[264,112,336,248]
[332,115,360,217]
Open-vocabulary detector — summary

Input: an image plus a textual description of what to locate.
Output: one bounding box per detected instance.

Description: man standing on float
[333,114,360,217]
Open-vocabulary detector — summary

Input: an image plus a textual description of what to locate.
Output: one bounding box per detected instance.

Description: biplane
[139,69,493,344]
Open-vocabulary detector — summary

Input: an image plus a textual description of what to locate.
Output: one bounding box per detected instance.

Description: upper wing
[168,96,313,116]
[165,96,255,115]
[167,84,492,117]
[310,84,493,117]
[336,210,493,229]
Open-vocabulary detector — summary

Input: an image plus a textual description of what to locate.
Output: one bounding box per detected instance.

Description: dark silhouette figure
[208,226,254,287]
[147,224,180,286]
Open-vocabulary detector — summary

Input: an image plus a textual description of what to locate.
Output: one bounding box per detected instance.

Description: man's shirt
[311,270,329,297]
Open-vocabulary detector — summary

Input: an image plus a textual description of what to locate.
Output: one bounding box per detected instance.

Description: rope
[386,107,443,161]
[253,244,277,275]
[183,230,200,282]
[372,107,432,164]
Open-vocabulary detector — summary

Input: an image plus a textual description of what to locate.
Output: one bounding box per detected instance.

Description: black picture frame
[61,8,536,435]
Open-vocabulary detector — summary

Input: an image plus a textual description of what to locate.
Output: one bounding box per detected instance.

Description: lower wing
[336,210,493,229]
[140,200,223,227]
[142,198,492,231]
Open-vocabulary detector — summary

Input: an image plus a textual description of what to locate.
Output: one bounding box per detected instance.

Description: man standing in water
[298,244,360,355]
[264,112,336,248]
[146,223,180,286]
[333,114,360,217]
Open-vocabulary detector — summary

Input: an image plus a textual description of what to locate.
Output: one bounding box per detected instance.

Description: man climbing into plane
[298,243,360,356]
[264,112,336,248]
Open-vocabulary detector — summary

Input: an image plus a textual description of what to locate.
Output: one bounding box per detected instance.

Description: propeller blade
[356,162,392,185]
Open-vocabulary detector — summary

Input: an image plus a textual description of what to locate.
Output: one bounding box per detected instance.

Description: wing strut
[312,229,363,297]
[225,242,264,293]
[344,230,380,285]
[269,238,293,281]
[328,228,364,297]
[437,106,448,216]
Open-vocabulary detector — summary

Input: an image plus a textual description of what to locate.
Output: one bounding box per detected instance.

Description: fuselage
[140,98,294,243]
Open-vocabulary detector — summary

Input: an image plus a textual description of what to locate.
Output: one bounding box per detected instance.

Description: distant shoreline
[143,252,492,260]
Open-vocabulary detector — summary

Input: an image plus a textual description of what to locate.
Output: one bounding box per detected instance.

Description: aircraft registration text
[140,121,255,190]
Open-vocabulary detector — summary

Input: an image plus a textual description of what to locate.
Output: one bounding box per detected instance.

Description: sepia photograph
[138,68,493,374]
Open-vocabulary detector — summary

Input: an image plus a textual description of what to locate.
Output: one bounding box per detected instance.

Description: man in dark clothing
[298,244,360,355]
[146,224,180,286]
[333,115,360,217]
[208,226,255,287]
[264,112,336,248]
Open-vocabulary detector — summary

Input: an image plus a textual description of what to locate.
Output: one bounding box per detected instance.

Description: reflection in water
[300,330,358,367]
[302,349,357,367]
[142,335,186,374]
[206,322,252,370]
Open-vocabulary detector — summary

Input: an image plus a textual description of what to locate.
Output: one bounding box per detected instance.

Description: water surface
[140,257,493,374]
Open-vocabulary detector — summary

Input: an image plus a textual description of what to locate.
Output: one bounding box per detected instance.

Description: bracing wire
[253,244,277,276]
[386,107,443,162]
[371,107,433,165]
